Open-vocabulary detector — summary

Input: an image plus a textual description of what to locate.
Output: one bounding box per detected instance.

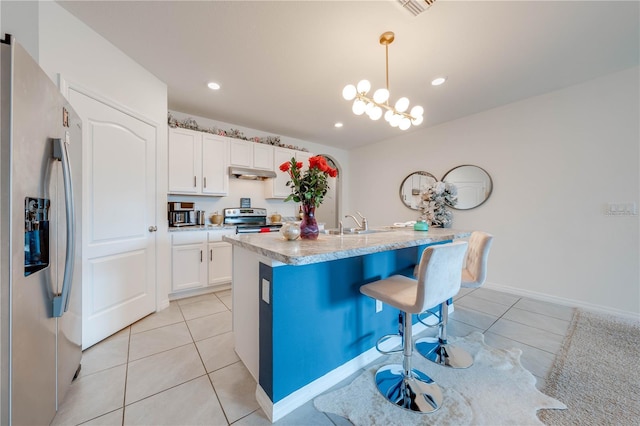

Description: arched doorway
[316,155,340,229]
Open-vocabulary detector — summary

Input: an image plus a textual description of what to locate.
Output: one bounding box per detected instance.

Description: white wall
[168,110,350,222]
[349,66,639,317]
[1,1,38,60]
[2,1,171,309]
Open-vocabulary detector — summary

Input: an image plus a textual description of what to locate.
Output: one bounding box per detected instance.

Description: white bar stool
[415,231,494,368]
[360,241,468,413]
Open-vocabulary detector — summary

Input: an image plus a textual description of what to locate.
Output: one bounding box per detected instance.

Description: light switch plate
[605,202,638,216]
[376,300,383,313]
[261,279,270,304]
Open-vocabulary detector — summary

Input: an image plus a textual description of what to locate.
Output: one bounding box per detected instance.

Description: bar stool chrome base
[375,364,443,413]
[415,337,473,369]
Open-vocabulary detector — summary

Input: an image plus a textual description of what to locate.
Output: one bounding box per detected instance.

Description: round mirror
[442,165,493,210]
[399,171,437,210]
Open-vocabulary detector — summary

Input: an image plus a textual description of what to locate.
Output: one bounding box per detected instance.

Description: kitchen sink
[325,228,390,235]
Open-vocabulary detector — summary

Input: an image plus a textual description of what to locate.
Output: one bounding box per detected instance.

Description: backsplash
[168,178,297,225]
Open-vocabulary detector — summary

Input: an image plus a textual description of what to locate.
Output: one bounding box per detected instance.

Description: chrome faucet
[344,212,368,231]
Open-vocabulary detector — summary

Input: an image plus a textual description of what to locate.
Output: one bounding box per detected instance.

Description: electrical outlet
[261,279,270,304]
[376,300,383,313]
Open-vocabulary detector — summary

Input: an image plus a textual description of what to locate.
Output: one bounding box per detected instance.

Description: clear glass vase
[300,204,319,240]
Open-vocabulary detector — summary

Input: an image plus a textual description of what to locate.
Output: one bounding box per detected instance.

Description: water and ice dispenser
[24,197,50,276]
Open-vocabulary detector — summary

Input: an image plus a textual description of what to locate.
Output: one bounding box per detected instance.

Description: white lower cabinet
[208,240,232,286]
[171,232,207,292]
[171,229,235,296]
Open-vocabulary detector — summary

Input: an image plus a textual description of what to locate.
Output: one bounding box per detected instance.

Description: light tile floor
[52,287,575,425]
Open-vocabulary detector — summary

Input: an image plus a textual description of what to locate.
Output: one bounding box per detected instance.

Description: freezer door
[6,39,82,425]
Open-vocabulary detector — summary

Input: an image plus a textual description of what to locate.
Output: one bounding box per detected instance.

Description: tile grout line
[193,293,233,426]
[124,299,230,423]
[509,303,576,322]
[498,312,571,337]
[474,296,557,389]
[62,288,574,425]
[120,326,132,426]
[482,296,522,333]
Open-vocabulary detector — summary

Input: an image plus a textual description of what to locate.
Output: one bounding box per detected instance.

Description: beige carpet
[314,332,565,425]
[537,310,640,425]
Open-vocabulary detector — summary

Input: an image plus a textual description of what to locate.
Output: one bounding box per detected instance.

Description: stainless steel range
[223,208,283,233]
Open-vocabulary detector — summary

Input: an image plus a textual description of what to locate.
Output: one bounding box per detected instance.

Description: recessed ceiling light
[334,122,343,128]
[431,77,447,86]
[207,82,220,90]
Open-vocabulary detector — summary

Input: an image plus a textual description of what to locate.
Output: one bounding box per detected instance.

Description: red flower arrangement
[279,155,338,208]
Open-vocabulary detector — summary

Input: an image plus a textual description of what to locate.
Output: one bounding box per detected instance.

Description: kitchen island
[223,227,471,422]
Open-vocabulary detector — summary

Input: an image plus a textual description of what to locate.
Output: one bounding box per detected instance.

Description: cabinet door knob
[148,226,157,232]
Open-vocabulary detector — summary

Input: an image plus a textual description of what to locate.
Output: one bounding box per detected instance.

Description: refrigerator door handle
[52,137,76,318]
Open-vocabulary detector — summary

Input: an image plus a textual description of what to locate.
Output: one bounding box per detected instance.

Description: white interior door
[68,88,157,349]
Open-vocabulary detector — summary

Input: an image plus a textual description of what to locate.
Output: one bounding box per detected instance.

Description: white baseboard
[254,315,435,423]
[167,283,231,302]
[157,298,170,311]
[484,282,640,321]
[255,345,383,422]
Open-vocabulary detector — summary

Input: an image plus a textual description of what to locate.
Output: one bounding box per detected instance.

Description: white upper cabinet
[168,128,201,194]
[169,128,314,199]
[201,134,229,196]
[253,143,274,170]
[265,147,314,199]
[229,139,273,170]
[168,128,229,196]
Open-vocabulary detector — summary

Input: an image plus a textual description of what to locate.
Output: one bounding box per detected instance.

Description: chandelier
[342,31,424,130]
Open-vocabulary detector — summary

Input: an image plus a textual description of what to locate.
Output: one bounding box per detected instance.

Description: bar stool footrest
[375,333,403,355]
[417,309,442,328]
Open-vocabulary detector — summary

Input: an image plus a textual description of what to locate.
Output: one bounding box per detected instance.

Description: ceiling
[57,1,639,150]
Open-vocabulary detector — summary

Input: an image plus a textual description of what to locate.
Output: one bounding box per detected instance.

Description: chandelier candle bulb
[373,88,389,103]
[395,97,410,112]
[352,100,367,115]
[369,106,383,120]
[342,85,357,101]
[356,79,371,94]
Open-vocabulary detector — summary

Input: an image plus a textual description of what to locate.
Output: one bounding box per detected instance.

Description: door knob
[148,226,157,232]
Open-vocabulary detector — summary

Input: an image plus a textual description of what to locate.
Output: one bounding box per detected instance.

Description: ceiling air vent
[397,0,436,17]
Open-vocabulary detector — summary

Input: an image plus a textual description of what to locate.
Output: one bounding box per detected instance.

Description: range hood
[229,166,277,180]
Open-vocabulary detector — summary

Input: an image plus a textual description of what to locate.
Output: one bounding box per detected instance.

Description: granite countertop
[169,225,236,232]
[222,227,471,266]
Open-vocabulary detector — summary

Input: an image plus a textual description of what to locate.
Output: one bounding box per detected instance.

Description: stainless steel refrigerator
[0,35,83,425]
